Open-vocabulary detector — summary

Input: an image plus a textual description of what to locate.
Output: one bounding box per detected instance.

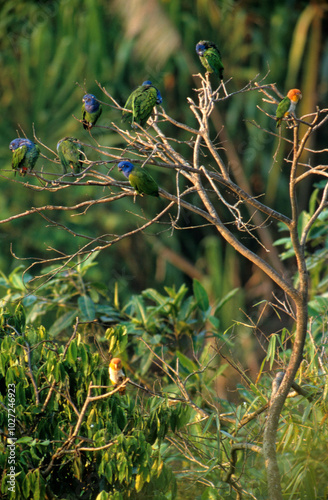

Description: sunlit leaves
[0,324,178,498]
[106,325,128,355]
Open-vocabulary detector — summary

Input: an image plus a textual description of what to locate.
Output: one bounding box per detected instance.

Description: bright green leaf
[78,295,96,321]
[193,279,209,312]
[49,311,77,337]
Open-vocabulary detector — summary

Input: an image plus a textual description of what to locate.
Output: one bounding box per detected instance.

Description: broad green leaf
[78,250,100,273]
[78,295,96,321]
[135,473,144,493]
[105,462,112,483]
[193,279,209,312]
[297,210,311,239]
[39,440,50,446]
[95,491,111,500]
[33,469,40,500]
[67,341,77,365]
[149,334,162,345]
[16,436,34,444]
[209,315,220,329]
[142,288,167,306]
[309,188,319,215]
[49,311,77,337]
[176,405,192,429]
[176,350,197,373]
[89,287,99,303]
[22,472,30,498]
[308,296,328,316]
[9,266,26,291]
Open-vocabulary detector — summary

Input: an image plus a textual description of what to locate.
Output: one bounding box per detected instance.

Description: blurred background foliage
[0,0,327,358]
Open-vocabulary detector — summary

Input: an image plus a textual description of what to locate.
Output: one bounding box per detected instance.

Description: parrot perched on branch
[57,137,85,173]
[82,94,102,130]
[109,358,126,395]
[196,40,224,80]
[9,138,40,176]
[275,89,302,127]
[118,160,159,197]
[122,81,162,128]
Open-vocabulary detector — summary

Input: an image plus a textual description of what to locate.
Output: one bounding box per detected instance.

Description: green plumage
[82,107,102,130]
[196,40,224,79]
[118,161,159,197]
[122,84,158,128]
[10,140,40,176]
[57,137,84,173]
[82,94,102,130]
[275,97,291,128]
[129,167,159,196]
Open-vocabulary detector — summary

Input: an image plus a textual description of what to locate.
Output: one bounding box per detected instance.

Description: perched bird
[143,80,163,105]
[275,89,302,127]
[82,94,102,130]
[118,160,159,197]
[122,81,162,128]
[57,137,84,173]
[9,138,40,176]
[196,40,224,80]
[109,358,126,395]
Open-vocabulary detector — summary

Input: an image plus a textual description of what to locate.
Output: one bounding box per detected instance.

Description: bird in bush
[122,81,162,128]
[57,137,85,173]
[82,94,102,130]
[275,89,302,127]
[196,40,224,80]
[109,358,126,395]
[118,160,159,197]
[9,138,40,176]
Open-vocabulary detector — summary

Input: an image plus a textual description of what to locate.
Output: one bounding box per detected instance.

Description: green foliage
[1,0,326,310]
[0,244,327,499]
[0,316,177,499]
[275,204,328,332]
[106,280,232,381]
[0,273,238,498]
[1,2,328,499]
[0,253,122,338]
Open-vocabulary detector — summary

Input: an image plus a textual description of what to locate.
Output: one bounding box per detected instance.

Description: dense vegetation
[1,1,328,499]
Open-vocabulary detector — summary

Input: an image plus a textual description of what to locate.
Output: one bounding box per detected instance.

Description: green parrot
[196,40,224,79]
[122,81,162,128]
[82,94,102,130]
[118,160,159,197]
[9,138,40,176]
[57,137,85,173]
[276,89,302,127]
